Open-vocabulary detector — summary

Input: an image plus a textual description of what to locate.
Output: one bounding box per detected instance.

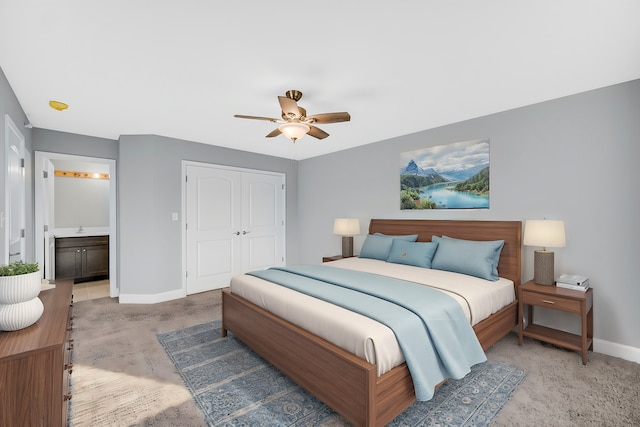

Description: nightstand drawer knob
[542,299,555,304]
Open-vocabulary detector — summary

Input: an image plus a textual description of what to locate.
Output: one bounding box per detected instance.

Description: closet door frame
[182,161,286,295]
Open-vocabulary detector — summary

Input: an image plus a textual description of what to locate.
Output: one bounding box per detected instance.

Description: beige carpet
[70,291,640,426]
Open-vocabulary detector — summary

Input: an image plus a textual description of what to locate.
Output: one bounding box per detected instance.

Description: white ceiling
[1,1,639,160]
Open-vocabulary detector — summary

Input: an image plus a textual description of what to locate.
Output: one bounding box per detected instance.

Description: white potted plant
[0,261,44,331]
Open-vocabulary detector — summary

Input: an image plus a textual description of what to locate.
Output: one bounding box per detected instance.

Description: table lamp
[333,218,360,257]
[523,219,566,285]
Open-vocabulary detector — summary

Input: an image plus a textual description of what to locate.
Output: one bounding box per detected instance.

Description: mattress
[229,257,515,376]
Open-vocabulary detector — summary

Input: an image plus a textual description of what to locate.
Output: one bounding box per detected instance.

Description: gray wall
[51,159,111,229]
[32,128,119,159]
[3,63,637,351]
[54,177,110,228]
[31,129,299,297]
[118,134,299,296]
[298,79,640,350]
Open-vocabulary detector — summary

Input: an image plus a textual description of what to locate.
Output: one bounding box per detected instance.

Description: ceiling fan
[234,90,351,142]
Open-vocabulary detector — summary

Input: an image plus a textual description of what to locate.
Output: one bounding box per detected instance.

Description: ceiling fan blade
[308,125,329,140]
[307,112,351,124]
[265,128,282,138]
[234,114,279,122]
[278,96,301,118]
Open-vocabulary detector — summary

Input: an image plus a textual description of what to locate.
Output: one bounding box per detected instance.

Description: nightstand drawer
[522,291,581,313]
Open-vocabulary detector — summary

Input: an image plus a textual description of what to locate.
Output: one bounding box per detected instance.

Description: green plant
[0,261,39,276]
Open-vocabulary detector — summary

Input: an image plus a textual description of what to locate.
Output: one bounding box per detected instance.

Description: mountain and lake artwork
[400,139,490,209]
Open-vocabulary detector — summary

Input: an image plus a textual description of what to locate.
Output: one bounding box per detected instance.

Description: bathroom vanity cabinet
[55,236,109,282]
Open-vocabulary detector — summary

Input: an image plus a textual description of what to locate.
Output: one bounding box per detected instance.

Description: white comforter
[229,257,514,376]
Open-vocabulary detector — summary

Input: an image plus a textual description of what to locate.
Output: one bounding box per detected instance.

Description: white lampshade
[278,122,310,141]
[523,220,566,249]
[333,218,360,236]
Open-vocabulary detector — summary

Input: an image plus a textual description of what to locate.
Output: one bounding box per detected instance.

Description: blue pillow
[374,232,419,242]
[431,235,505,281]
[359,234,395,260]
[441,235,504,278]
[386,240,439,268]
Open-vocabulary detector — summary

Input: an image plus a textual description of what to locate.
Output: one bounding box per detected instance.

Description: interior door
[186,165,242,294]
[185,164,285,295]
[242,172,285,271]
[34,156,56,280]
[4,114,26,265]
[42,159,55,280]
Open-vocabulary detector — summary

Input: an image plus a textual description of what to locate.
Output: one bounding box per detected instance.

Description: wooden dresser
[0,281,74,427]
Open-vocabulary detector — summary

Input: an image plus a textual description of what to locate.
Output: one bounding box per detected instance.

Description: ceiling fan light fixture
[236,90,350,141]
[278,122,309,142]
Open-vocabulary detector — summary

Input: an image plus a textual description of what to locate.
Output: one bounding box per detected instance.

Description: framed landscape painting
[400,138,490,210]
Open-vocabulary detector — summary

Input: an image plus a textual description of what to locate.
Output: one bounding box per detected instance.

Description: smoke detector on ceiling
[49,100,69,111]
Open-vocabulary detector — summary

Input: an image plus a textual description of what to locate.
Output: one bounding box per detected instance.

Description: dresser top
[0,281,73,358]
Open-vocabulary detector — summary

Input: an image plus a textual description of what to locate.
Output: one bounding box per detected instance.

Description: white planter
[0,271,44,331]
[0,271,42,304]
[0,298,44,331]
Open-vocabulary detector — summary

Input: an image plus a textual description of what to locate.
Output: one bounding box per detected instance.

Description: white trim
[180,161,187,298]
[594,339,640,364]
[118,288,185,304]
[181,160,287,296]
[183,161,286,178]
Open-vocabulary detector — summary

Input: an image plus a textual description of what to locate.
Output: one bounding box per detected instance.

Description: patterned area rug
[157,321,525,427]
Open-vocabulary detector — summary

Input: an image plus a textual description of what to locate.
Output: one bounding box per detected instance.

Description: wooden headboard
[369,219,522,286]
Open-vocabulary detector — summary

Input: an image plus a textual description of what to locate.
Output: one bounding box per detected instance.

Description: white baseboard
[118,288,186,304]
[594,338,640,364]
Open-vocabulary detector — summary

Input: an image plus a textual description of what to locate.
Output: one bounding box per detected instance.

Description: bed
[221,219,522,427]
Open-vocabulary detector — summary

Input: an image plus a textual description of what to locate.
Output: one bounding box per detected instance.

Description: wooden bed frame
[222,219,522,427]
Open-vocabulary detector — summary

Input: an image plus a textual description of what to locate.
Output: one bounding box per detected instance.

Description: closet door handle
[233,231,240,235]
[242,230,251,235]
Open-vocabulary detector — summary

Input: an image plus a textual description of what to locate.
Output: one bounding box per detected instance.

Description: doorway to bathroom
[34,151,117,299]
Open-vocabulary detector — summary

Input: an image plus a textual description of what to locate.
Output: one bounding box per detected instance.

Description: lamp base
[533,250,555,285]
[341,236,354,258]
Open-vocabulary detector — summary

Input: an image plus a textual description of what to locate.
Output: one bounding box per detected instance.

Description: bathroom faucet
[77,225,84,233]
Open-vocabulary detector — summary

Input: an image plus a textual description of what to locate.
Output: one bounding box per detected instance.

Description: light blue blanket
[248,265,486,401]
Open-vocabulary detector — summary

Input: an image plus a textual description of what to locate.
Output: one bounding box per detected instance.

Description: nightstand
[518,280,593,365]
[322,255,355,263]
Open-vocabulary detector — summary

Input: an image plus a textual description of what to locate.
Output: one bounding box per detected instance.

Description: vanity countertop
[54,232,110,238]
[54,228,110,238]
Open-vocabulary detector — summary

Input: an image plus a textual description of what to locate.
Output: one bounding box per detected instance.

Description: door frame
[34,151,118,297]
[181,160,286,295]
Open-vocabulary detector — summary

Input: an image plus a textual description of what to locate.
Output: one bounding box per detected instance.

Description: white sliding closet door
[185,164,285,295]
